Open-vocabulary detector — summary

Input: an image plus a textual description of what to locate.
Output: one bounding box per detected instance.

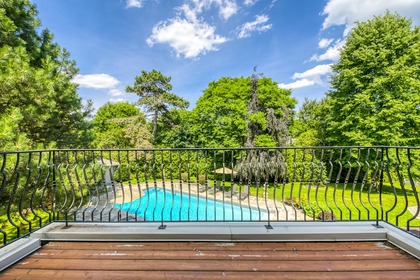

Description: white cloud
[147,0,275,58]
[146,17,227,58]
[322,0,420,35]
[244,0,259,6]
[292,64,332,80]
[279,64,332,89]
[311,40,344,62]
[219,1,238,20]
[72,74,120,89]
[237,14,272,39]
[191,0,239,20]
[109,98,128,103]
[278,79,317,90]
[108,88,124,96]
[318,38,333,49]
[146,1,241,58]
[126,0,143,9]
[73,74,125,98]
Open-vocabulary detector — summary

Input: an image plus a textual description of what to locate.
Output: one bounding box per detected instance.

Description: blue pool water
[115,188,268,221]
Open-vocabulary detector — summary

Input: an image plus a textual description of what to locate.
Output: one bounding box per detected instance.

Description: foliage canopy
[326,12,420,146]
[0,0,92,149]
[126,69,189,141]
[190,76,296,148]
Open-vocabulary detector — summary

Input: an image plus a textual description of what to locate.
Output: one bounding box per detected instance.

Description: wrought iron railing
[1,146,419,246]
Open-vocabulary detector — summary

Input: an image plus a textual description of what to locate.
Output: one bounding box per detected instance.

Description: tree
[292,98,329,146]
[326,12,420,146]
[245,68,292,148]
[0,108,31,150]
[0,0,41,64]
[92,102,151,148]
[155,109,195,148]
[0,0,92,149]
[191,76,296,148]
[125,70,189,141]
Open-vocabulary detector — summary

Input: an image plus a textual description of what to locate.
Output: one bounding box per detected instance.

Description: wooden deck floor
[1,241,420,279]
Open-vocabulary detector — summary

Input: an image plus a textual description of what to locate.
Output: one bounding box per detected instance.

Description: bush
[303,201,322,218]
[317,211,337,221]
[284,197,301,209]
[198,175,206,184]
[180,173,189,182]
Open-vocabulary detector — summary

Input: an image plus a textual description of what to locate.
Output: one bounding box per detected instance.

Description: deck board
[2,241,419,280]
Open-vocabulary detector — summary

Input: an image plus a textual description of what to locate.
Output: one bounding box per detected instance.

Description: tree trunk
[152,110,158,140]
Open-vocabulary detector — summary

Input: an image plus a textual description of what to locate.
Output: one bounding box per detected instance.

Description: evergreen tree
[0,0,92,149]
[126,69,189,141]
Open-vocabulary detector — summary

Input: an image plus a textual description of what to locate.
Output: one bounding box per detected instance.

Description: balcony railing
[1,146,419,246]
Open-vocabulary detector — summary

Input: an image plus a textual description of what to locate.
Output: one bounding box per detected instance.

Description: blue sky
[32,0,420,111]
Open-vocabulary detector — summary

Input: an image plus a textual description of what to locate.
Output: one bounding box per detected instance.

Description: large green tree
[155,109,195,148]
[326,12,420,146]
[0,0,92,149]
[92,101,151,148]
[292,98,329,146]
[191,76,296,148]
[125,70,189,141]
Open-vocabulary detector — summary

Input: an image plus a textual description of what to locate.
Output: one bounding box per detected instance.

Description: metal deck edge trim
[380,222,420,259]
[0,238,41,271]
[30,221,389,242]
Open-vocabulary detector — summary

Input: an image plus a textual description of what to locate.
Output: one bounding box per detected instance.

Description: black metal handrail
[0,146,419,246]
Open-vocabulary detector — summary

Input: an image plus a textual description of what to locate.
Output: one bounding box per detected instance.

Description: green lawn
[246,181,420,228]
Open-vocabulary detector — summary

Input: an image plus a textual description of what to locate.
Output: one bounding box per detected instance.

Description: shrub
[317,211,337,221]
[180,173,189,182]
[198,175,206,184]
[303,201,322,218]
[284,196,301,209]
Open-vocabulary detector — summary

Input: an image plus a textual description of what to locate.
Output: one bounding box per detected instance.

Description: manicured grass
[247,181,420,227]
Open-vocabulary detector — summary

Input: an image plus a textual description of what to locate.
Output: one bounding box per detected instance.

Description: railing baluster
[186,150,191,222]
[280,148,289,221]
[384,148,398,223]
[8,153,21,238]
[133,150,142,221]
[360,148,370,220]
[333,149,343,220]
[406,148,419,232]
[298,148,306,221]
[395,148,409,227]
[307,149,315,221]
[342,148,352,220]
[19,152,32,233]
[290,148,298,221]
[169,150,174,222]
[40,151,52,223]
[314,148,325,221]
[30,152,43,227]
[350,149,361,220]
[0,154,7,244]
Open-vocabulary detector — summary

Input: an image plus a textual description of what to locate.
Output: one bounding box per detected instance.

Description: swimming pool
[115,188,268,221]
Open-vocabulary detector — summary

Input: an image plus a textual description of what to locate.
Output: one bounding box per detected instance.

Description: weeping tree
[240,67,293,182]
